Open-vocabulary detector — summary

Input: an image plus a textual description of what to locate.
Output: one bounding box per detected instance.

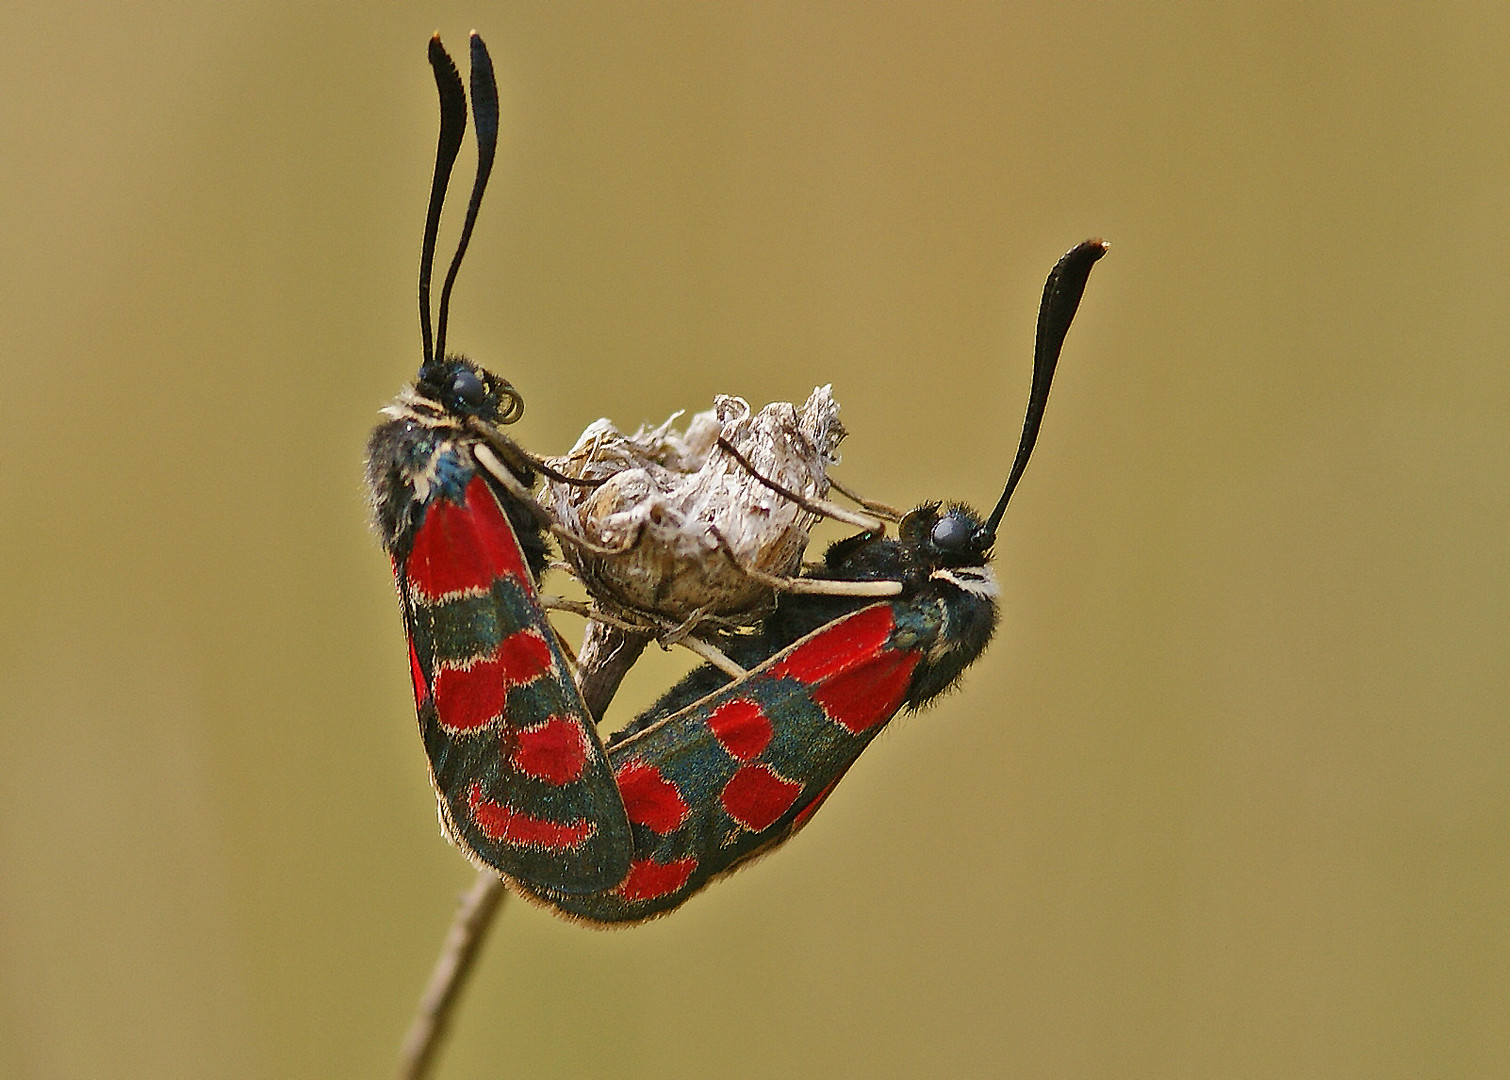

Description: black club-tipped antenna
[434,34,499,367]
[419,36,467,367]
[419,33,500,369]
[976,238,1108,545]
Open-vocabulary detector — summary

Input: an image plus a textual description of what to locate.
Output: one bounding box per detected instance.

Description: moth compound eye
[451,369,486,410]
[931,512,973,552]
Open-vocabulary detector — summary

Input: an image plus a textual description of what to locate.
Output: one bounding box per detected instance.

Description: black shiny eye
[450,369,486,409]
[931,512,973,552]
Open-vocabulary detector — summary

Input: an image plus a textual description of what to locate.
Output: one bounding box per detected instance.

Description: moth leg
[653,605,714,646]
[706,524,904,599]
[629,609,749,677]
[767,576,904,597]
[827,474,904,523]
[599,604,748,685]
[674,633,747,680]
[526,454,605,489]
[571,616,745,722]
[715,436,887,531]
[539,594,748,708]
[473,441,641,557]
[537,594,594,617]
[549,523,642,559]
[467,418,538,484]
[471,440,550,519]
[523,423,614,489]
[539,594,650,636]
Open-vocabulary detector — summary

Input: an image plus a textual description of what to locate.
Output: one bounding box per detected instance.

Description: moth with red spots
[368,33,1105,924]
[366,34,631,894]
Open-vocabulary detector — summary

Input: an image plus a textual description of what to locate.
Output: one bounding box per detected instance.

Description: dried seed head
[545,386,844,624]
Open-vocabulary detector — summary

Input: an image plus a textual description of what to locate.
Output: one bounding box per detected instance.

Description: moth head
[416,355,525,426]
[899,502,993,569]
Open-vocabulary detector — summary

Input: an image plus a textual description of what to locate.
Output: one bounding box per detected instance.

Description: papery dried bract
[545,386,844,623]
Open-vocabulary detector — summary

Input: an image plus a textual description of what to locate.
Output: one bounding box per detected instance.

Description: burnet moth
[368,34,1105,924]
[514,239,1106,924]
[365,34,633,894]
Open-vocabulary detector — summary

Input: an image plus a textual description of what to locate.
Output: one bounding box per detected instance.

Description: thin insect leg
[540,592,750,681]
[469,443,550,522]
[467,410,607,490]
[715,436,885,532]
[828,474,904,522]
[577,600,748,687]
[675,634,747,680]
[472,442,641,557]
[778,577,904,597]
[526,454,604,488]
[654,605,719,646]
[539,595,646,636]
[547,524,639,558]
[705,525,903,598]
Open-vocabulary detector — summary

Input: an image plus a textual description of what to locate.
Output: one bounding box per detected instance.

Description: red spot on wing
[618,856,698,902]
[707,698,772,761]
[720,764,802,832]
[616,760,690,834]
[432,658,509,733]
[810,649,919,734]
[407,475,530,601]
[770,604,896,684]
[431,629,553,734]
[765,604,917,733]
[510,715,589,785]
[494,628,554,684]
[467,782,595,850]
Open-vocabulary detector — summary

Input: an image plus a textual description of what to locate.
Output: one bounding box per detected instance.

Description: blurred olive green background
[4,3,1508,1078]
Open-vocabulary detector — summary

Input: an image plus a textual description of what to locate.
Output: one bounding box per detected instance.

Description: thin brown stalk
[395,870,508,1080]
[396,637,624,1078]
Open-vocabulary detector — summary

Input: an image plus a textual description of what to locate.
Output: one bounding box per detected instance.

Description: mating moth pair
[366,34,1105,925]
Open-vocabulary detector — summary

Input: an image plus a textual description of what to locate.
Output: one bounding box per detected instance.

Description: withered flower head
[545,386,844,625]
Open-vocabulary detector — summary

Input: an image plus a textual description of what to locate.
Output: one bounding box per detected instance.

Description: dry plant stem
[577,621,649,723]
[395,644,628,1079]
[395,870,508,1080]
